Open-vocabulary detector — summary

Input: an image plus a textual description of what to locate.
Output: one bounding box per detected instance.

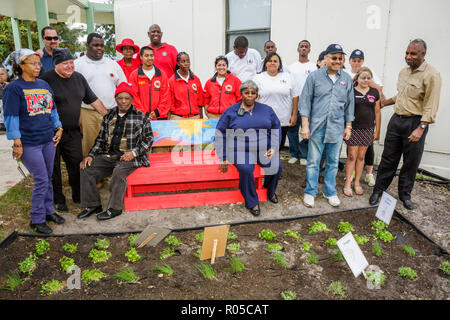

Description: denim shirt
[39,48,54,76]
[299,66,354,143]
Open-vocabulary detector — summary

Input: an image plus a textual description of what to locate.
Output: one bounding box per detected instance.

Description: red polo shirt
[168,71,204,117]
[204,72,242,114]
[147,42,178,79]
[116,57,141,81]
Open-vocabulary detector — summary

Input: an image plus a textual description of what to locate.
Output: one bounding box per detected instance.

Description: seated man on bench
[78,82,153,220]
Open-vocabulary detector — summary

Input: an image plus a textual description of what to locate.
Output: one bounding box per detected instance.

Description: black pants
[365,144,374,166]
[374,114,428,201]
[52,138,83,205]
[280,126,289,149]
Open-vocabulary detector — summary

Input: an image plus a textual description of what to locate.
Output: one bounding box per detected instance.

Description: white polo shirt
[288,60,317,97]
[74,55,127,109]
[252,71,299,127]
[226,48,262,83]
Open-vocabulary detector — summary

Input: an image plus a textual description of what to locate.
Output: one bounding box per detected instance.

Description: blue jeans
[287,116,308,160]
[305,124,342,197]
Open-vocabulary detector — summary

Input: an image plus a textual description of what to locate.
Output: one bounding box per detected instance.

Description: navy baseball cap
[325,43,346,55]
[350,49,364,60]
[318,50,327,61]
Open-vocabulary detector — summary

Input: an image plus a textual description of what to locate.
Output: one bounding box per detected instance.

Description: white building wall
[115,0,450,178]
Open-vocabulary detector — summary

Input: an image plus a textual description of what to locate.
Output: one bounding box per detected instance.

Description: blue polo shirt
[39,48,54,76]
[299,66,354,144]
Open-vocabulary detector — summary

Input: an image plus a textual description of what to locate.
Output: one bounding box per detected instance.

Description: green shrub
[259,229,277,242]
[125,248,141,263]
[40,280,63,296]
[35,240,50,256]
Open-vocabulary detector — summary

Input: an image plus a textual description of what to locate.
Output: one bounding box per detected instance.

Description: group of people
[1,24,441,234]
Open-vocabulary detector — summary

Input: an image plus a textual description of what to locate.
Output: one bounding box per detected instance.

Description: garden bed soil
[1,208,448,300]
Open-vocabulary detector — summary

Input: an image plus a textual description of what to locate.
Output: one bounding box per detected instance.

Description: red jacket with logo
[203,72,242,114]
[129,66,170,119]
[168,71,204,117]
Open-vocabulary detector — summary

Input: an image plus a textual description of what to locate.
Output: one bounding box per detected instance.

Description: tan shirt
[392,61,441,123]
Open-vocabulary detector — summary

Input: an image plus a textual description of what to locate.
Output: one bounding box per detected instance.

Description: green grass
[40,280,63,296]
[280,290,296,300]
[112,268,139,283]
[270,252,288,268]
[372,240,383,257]
[328,281,347,297]
[307,251,318,264]
[398,266,418,281]
[195,262,216,279]
[160,247,175,260]
[400,245,416,257]
[226,255,246,273]
[0,176,33,217]
[1,271,24,291]
[153,262,174,276]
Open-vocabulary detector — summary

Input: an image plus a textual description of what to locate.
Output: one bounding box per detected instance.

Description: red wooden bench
[124,120,267,211]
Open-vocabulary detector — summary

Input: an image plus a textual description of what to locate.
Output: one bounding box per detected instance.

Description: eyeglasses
[44,36,59,41]
[24,62,42,68]
[358,76,372,80]
[329,56,344,61]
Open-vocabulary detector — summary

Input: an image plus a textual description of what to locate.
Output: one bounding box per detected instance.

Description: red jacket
[117,57,141,81]
[204,72,242,114]
[129,66,170,119]
[168,71,204,117]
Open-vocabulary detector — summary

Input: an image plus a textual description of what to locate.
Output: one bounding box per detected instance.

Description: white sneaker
[365,173,375,187]
[324,194,341,207]
[303,194,315,208]
[288,157,298,164]
[300,158,307,166]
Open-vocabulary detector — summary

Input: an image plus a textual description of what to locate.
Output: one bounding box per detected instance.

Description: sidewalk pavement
[0,134,29,196]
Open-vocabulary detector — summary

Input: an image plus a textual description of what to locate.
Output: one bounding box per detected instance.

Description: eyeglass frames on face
[44,36,59,41]
[329,56,344,61]
[24,62,42,67]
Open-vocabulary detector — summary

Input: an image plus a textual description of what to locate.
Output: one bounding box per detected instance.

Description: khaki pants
[80,108,104,157]
[169,114,201,120]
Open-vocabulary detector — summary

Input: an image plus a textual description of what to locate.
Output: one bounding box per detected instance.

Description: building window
[226,0,271,56]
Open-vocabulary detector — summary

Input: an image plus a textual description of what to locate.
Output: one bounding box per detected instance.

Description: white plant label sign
[337,232,369,278]
[375,191,397,225]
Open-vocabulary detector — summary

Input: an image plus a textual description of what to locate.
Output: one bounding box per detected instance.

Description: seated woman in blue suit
[214,80,282,216]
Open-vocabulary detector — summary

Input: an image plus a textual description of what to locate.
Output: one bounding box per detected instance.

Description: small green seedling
[88,249,112,263]
[328,281,347,297]
[62,243,78,254]
[153,262,174,276]
[164,235,182,247]
[374,229,395,243]
[125,248,141,263]
[160,247,175,260]
[40,280,63,296]
[81,269,107,285]
[2,271,23,291]
[266,243,283,252]
[35,240,50,256]
[371,220,388,231]
[59,256,75,272]
[372,240,383,257]
[280,290,296,300]
[195,232,204,242]
[401,245,416,257]
[439,261,450,275]
[227,255,246,273]
[302,241,312,252]
[95,238,110,250]
[128,234,139,247]
[284,229,301,242]
[228,231,238,240]
[337,221,355,234]
[270,252,287,268]
[226,243,241,253]
[325,237,337,246]
[193,248,202,259]
[18,254,38,275]
[195,262,216,280]
[334,249,344,262]
[354,234,370,246]
[398,266,418,281]
[366,271,387,286]
[112,268,139,283]
[308,221,331,234]
[259,229,277,242]
[307,251,318,264]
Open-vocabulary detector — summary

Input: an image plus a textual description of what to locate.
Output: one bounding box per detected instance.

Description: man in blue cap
[299,44,355,208]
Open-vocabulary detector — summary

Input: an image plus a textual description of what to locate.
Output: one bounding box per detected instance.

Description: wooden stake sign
[200,225,230,264]
[132,225,171,248]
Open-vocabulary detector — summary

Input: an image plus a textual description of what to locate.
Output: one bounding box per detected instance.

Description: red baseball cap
[115,38,140,54]
[115,82,134,97]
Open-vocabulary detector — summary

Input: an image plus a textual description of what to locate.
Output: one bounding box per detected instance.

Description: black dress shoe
[97,208,122,221]
[249,206,260,217]
[46,213,65,224]
[402,199,414,210]
[268,193,278,204]
[369,192,382,205]
[55,203,68,212]
[77,205,102,219]
[30,222,52,234]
